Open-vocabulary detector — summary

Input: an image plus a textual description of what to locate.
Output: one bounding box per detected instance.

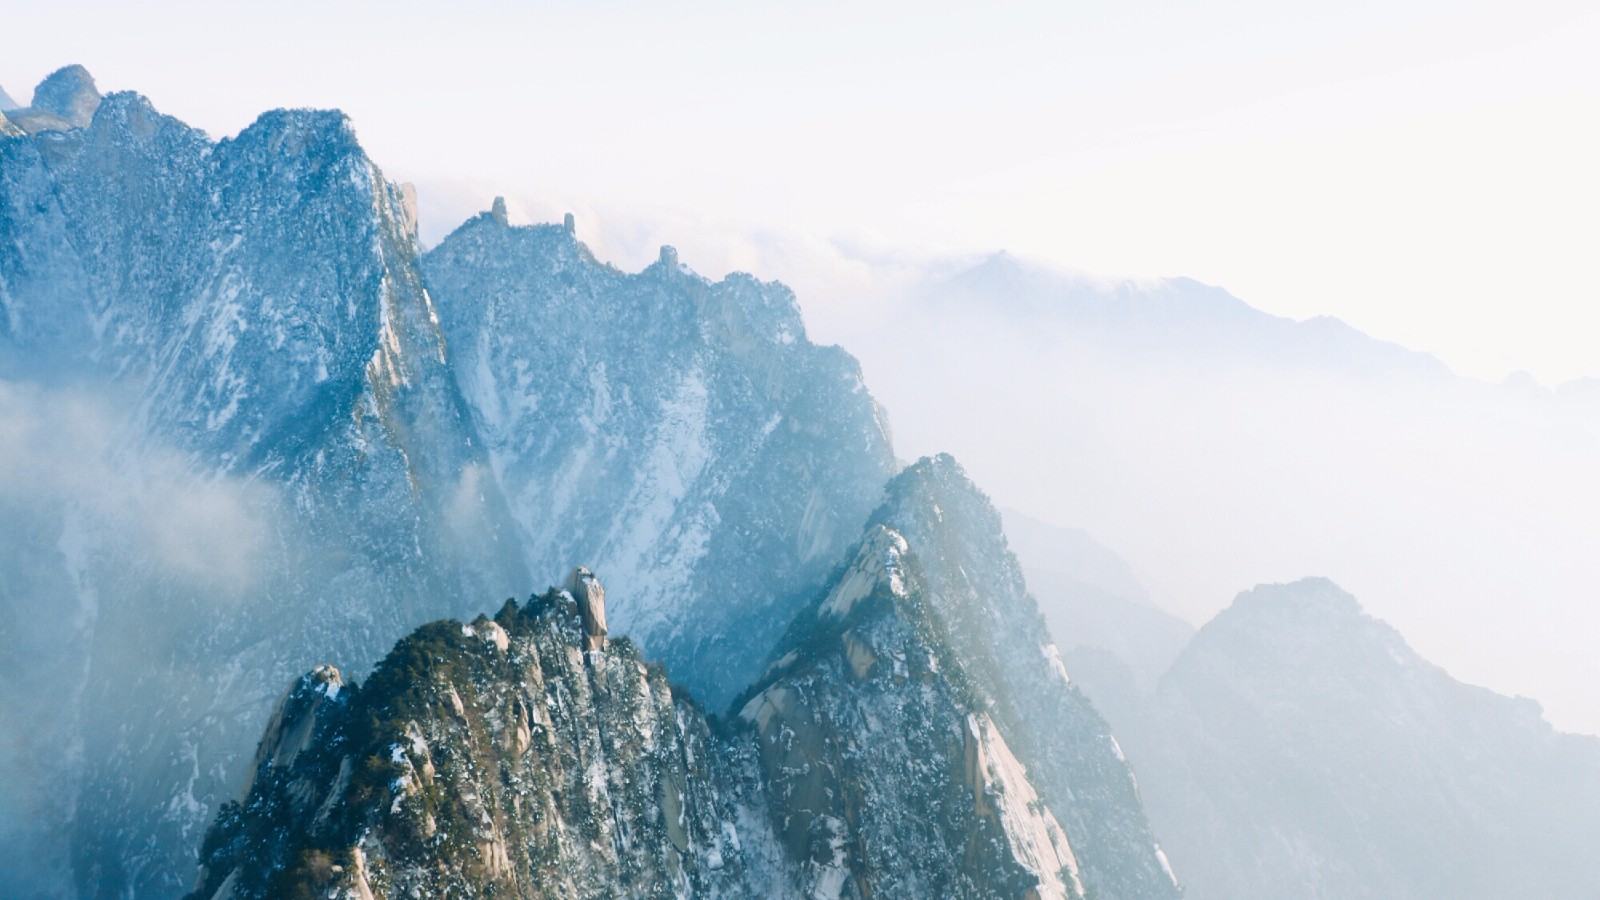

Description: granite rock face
[735,456,1180,899]
[0,65,888,897]
[4,65,102,134]
[190,596,789,900]
[2,64,1184,900]
[420,214,897,712]
[0,73,533,897]
[194,463,1183,899]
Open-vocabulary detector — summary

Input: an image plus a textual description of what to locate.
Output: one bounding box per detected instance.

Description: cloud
[0,378,275,593]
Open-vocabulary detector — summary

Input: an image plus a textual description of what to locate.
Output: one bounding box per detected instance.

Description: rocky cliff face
[195,468,1184,899]
[738,522,1090,899]
[1,64,1183,900]
[1089,578,1600,900]
[0,72,534,898]
[0,66,892,898]
[420,215,896,711]
[190,580,791,900]
[748,455,1180,899]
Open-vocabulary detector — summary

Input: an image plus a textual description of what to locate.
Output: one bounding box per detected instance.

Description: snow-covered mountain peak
[421,209,896,711]
[0,85,18,111]
[221,106,368,185]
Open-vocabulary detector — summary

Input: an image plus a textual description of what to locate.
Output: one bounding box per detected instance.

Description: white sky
[4,1,1596,384]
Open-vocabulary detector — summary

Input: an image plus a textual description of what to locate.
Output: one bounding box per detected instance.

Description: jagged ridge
[194,457,1184,898]
[191,581,786,900]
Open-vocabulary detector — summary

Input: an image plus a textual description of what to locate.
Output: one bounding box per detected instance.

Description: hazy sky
[5,1,1596,384]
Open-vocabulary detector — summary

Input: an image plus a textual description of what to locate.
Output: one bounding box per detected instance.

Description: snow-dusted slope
[0,73,526,898]
[2,64,1183,900]
[1,65,891,897]
[421,217,895,711]
[739,456,1181,899]
[193,462,1179,899]
[190,588,792,900]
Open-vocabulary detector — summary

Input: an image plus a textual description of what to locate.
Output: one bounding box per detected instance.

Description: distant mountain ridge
[1082,578,1600,900]
[843,244,1600,736]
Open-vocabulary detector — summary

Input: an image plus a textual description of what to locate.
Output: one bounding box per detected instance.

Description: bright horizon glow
[4,0,1596,385]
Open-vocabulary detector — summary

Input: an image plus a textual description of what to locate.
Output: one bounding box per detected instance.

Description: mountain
[189,581,789,900]
[3,65,101,134]
[419,214,894,711]
[191,456,1180,899]
[1,73,527,897]
[0,66,894,897]
[1087,578,1600,900]
[739,455,1181,898]
[834,248,1600,735]
[1000,509,1194,689]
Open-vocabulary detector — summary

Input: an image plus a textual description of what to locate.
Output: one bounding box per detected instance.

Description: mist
[0,378,283,895]
[0,380,275,588]
[857,261,1600,736]
[410,182,1600,735]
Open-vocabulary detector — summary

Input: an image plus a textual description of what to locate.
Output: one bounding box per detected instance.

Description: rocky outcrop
[190,586,787,900]
[564,565,609,651]
[2,65,1165,900]
[866,456,1181,898]
[734,456,1181,899]
[6,65,101,134]
[0,62,892,895]
[421,209,895,713]
[739,523,1082,898]
[194,466,1188,899]
[0,68,528,897]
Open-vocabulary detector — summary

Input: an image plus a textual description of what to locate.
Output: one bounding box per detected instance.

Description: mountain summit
[191,456,1181,898]
[1089,578,1600,900]
[0,67,886,896]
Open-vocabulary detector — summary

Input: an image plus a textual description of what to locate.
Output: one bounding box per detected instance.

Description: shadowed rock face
[188,594,788,900]
[192,459,1185,899]
[0,76,536,897]
[732,456,1181,900]
[421,212,897,712]
[0,64,896,897]
[4,64,1180,900]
